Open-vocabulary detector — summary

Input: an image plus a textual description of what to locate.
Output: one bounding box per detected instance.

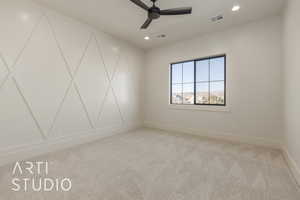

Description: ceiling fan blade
[129,0,149,11]
[160,7,192,15]
[141,18,152,29]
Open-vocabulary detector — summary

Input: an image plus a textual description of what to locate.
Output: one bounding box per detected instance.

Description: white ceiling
[35,0,284,50]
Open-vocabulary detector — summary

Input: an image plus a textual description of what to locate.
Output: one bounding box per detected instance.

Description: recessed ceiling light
[232,5,240,12]
[144,36,150,40]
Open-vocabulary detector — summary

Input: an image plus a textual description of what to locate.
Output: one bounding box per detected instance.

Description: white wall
[283,0,300,179]
[144,16,283,146]
[0,0,144,165]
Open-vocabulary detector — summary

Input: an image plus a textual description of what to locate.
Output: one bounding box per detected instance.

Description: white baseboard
[282,147,300,187]
[143,121,282,149]
[143,121,300,187]
[3,120,299,187]
[0,122,142,167]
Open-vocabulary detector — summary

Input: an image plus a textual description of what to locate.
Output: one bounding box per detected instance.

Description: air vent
[211,15,224,22]
[157,34,166,38]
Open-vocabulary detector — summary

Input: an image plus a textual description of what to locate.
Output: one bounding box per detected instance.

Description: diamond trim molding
[0,0,142,156]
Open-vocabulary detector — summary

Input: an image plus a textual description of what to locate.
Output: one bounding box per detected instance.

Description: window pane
[210,57,225,81]
[196,60,209,82]
[183,84,194,104]
[196,83,209,104]
[172,84,182,104]
[172,64,182,83]
[210,81,225,105]
[182,61,194,83]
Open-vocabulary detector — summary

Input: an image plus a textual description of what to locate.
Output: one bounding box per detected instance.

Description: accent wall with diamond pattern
[0,0,143,163]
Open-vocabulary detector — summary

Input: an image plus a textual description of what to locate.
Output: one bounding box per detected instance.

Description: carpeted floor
[0,128,299,199]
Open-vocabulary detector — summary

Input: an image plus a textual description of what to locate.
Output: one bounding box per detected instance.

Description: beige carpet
[0,129,299,199]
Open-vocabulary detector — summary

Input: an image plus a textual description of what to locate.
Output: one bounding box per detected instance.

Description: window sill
[168,104,230,112]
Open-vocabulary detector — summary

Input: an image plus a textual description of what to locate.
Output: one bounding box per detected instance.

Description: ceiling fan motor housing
[149,7,160,19]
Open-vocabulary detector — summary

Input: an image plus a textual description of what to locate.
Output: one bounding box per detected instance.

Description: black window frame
[170,54,226,106]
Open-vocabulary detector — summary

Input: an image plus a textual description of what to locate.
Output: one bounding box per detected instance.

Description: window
[170,55,226,106]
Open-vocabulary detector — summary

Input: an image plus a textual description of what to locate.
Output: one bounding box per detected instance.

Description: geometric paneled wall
[0,0,143,152]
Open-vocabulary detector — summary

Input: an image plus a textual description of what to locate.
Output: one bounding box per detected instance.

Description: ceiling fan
[129,0,192,29]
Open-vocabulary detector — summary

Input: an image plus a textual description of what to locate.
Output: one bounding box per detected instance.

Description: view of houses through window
[170,55,226,106]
